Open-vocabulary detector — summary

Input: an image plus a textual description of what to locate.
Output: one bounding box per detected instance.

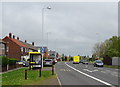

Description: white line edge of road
[56,74,62,86]
[55,65,62,86]
[65,62,116,87]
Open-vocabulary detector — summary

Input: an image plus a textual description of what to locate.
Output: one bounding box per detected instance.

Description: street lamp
[46,32,51,59]
[41,7,51,68]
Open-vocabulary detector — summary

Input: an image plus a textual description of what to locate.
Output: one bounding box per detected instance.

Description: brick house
[0,39,7,56]
[20,40,38,61]
[2,33,28,61]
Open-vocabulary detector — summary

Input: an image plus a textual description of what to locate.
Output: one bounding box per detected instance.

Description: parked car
[82,60,88,64]
[94,60,104,67]
[54,59,57,63]
[79,60,83,63]
[43,59,53,66]
[16,61,29,67]
[23,61,29,67]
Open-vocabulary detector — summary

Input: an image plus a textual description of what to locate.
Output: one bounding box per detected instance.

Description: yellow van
[73,56,80,64]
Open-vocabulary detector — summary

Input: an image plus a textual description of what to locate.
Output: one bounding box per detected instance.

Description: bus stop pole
[25,69,27,80]
[39,67,41,77]
[52,65,54,75]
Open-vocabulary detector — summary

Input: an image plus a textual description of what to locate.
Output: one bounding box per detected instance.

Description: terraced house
[2,33,38,61]
[0,39,7,56]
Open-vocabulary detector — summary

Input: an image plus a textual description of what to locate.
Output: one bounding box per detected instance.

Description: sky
[0,2,118,57]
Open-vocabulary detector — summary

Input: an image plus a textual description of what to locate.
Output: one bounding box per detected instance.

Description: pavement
[55,61,119,86]
[0,67,24,74]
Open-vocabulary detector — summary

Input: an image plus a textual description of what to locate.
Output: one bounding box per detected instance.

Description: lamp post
[46,32,51,59]
[41,7,51,68]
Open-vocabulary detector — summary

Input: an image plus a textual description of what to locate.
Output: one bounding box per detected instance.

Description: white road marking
[93,70,99,72]
[111,74,118,77]
[83,69,93,72]
[98,68,103,70]
[55,65,62,86]
[115,69,118,70]
[101,71,107,74]
[56,74,62,86]
[65,62,115,87]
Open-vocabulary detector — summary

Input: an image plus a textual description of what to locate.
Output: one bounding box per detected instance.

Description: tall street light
[46,32,51,59]
[41,6,51,68]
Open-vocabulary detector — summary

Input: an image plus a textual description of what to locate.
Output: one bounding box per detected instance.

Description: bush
[0,56,17,66]
[0,56,9,67]
[8,58,17,65]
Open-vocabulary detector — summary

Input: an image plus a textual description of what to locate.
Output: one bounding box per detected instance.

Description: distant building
[49,50,56,59]
[0,39,6,56]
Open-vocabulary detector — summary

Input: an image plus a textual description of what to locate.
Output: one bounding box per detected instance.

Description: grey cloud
[1,2,118,56]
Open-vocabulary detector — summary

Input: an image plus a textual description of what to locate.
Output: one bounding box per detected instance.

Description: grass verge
[104,65,120,69]
[2,67,55,86]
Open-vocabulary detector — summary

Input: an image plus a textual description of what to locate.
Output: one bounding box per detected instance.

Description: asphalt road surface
[55,61,119,87]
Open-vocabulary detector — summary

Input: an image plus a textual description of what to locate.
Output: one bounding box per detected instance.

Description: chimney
[25,40,27,43]
[32,42,34,46]
[9,33,12,38]
[13,35,15,39]
[17,37,19,40]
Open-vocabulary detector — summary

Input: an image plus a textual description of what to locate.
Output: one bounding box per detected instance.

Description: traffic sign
[40,47,46,53]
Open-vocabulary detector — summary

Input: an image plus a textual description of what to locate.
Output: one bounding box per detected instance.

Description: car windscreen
[45,60,52,62]
[96,60,102,63]
[83,60,87,62]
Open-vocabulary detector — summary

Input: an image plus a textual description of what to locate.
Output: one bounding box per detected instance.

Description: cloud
[1,2,118,56]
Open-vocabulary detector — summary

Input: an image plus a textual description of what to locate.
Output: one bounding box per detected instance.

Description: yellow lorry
[73,56,80,64]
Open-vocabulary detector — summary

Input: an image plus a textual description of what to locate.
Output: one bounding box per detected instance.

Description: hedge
[8,58,16,65]
[0,56,8,67]
[0,56,17,67]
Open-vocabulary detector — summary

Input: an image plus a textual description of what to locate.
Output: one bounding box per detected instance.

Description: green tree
[93,36,120,58]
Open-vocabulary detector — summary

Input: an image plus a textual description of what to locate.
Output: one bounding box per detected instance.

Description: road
[55,61,119,87]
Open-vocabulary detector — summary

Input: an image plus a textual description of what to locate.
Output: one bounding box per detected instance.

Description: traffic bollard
[25,69,27,80]
[39,67,41,77]
[52,65,54,75]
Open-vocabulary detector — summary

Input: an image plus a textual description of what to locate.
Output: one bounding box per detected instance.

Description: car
[82,60,88,64]
[94,60,104,67]
[43,59,53,66]
[23,61,29,67]
[79,60,83,63]
[16,61,29,67]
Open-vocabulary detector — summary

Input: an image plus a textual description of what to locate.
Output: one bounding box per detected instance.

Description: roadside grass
[0,74,2,86]
[2,67,55,86]
[104,65,120,69]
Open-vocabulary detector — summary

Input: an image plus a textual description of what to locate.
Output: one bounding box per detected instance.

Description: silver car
[43,59,53,66]
[94,60,104,67]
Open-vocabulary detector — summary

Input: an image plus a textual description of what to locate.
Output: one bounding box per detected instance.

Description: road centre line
[83,69,93,72]
[101,71,107,74]
[93,70,99,72]
[65,62,116,87]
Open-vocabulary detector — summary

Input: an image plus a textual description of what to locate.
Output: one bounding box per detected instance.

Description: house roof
[3,36,28,48]
[0,39,6,43]
[21,41,38,51]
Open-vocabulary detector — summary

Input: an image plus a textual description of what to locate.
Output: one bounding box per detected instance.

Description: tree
[92,36,120,58]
